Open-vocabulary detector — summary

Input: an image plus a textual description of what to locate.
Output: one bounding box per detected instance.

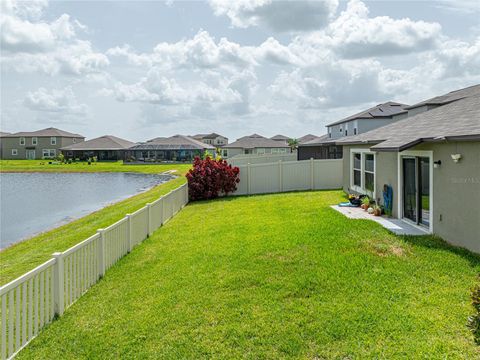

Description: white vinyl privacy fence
[228,153,297,166]
[0,183,188,360]
[233,158,343,195]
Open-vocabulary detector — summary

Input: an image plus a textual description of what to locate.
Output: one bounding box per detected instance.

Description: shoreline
[0,173,177,252]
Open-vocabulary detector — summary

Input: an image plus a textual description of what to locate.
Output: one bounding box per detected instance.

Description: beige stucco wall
[343,141,480,252]
[412,141,480,252]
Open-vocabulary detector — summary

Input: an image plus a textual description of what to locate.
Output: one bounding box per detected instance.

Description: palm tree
[288,138,299,152]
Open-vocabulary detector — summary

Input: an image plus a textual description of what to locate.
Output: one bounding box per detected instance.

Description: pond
[0,172,173,249]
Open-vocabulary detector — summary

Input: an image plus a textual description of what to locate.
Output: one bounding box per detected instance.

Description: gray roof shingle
[131,135,215,150]
[7,127,84,138]
[297,134,318,144]
[336,93,480,151]
[61,135,135,151]
[223,134,291,149]
[326,101,409,127]
[405,84,480,109]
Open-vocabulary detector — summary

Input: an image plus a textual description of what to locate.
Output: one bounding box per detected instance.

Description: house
[298,134,318,144]
[0,132,11,159]
[336,84,480,252]
[0,127,85,160]
[127,135,215,162]
[221,134,291,158]
[61,135,135,161]
[192,133,228,146]
[298,102,409,160]
[270,134,291,144]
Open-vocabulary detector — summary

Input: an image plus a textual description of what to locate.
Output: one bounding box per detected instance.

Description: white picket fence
[232,158,343,195]
[228,153,297,166]
[0,183,188,360]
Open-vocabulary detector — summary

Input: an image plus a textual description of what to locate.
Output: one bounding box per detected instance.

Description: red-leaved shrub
[186,157,240,201]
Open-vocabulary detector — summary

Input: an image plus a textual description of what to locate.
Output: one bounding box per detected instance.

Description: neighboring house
[298,101,409,160]
[337,85,480,252]
[0,132,11,159]
[298,134,318,144]
[270,134,291,144]
[0,127,85,160]
[61,135,135,161]
[192,133,228,146]
[221,134,291,158]
[127,135,215,162]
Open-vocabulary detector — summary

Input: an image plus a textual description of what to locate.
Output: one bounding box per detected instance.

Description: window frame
[350,149,376,198]
[50,137,57,145]
[32,137,38,145]
[12,149,18,156]
[19,137,25,145]
[42,149,56,158]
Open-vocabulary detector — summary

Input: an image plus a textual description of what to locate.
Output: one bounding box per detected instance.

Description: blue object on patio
[383,184,393,216]
[338,202,358,207]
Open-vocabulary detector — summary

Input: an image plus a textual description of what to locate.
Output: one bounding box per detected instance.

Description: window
[73,138,76,143]
[345,130,348,136]
[353,153,361,187]
[222,149,228,158]
[354,128,357,135]
[12,149,18,156]
[257,148,265,155]
[42,149,56,158]
[50,137,56,145]
[364,154,375,191]
[351,150,375,196]
[32,137,37,145]
[20,137,25,145]
[244,149,253,155]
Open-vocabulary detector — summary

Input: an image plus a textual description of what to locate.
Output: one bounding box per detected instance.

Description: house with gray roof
[0,127,85,160]
[337,84,480,252]
[192,133,228,146]
[298,134,318,144]
[128,135,215,162]
[298,101,410,160]
[270,134,291,144]
[221,134,290,158]
[61,135,135,161]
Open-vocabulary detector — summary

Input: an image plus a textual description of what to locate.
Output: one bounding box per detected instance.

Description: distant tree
[288,138,299,152]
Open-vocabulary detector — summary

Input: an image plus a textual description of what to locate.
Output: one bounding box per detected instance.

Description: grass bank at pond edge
[0,169,189,284]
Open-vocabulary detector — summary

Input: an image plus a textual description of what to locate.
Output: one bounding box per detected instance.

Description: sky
[1,0,479,142]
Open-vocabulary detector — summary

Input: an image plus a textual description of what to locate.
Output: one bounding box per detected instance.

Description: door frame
[397,150,433,233]
[26,149,36,160]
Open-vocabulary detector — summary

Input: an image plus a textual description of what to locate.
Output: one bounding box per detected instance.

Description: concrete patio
[331,205,428,236]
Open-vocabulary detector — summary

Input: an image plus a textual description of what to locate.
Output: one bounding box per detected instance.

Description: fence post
[52,252,64,316]
[184,184,188,206]
[126,214,133,252]
[247,163,251,195]
[278,160,283,192]
[97,229,105,278]
[147,203,152,237]
[310,157,314,190]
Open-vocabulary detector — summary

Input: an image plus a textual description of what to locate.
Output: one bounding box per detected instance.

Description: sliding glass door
[402,156,430,227]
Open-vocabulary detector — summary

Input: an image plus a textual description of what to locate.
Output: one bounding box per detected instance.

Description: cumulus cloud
[1,0,108,75]
[24,87,88,116]
[107,30,255,70]
[209,0,338,32]
[303,0,441,58]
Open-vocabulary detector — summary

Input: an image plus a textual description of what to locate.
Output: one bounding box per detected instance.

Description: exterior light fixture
[433,160,442,168]
[451,154,462,163]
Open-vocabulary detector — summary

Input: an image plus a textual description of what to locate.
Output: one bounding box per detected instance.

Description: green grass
[16,191,480,359]
[0,163,190,284]
[0,160,192,174]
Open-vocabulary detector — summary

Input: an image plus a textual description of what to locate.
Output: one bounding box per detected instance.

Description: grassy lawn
[0,159,192,174]
[0,162,191,284]
[16,191,480,359]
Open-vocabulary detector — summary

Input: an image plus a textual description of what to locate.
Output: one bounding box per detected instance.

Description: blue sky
[1,0,479,141]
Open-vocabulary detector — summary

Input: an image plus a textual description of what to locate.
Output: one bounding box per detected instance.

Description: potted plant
[361,196,370,210]
[373,205,382,216]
